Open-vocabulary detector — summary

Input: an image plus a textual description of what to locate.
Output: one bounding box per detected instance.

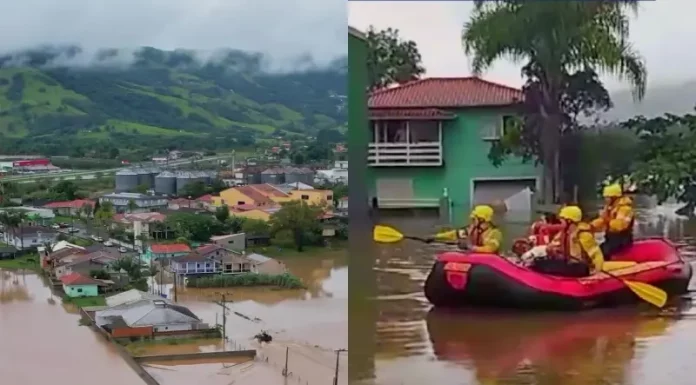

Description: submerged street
[353,204,696,385]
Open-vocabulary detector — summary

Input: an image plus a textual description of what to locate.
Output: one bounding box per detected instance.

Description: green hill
[0,46,347,158]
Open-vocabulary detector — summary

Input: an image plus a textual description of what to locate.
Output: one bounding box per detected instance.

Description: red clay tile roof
[249,184,289,198]
[236,186,274,205]
[370,108,455,120]
[60,272,103,286]
[195,244,224,255]
[369,77,523,108]
[150,244,192,254]
[197,194,214,203]
[44,199,95,209]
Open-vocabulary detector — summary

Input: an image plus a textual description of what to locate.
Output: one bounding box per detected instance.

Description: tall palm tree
[462,1,646,203]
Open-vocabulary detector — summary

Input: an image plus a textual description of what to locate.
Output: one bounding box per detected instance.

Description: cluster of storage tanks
[115,168,217,196]
[259,167,314,185]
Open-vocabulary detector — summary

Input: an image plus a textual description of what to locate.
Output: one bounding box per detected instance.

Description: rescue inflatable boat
[424,238,692,310]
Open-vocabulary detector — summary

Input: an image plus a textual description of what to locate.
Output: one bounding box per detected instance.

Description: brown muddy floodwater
[0,270,147,385]
[353,204,696,385]
[145,249,348,385]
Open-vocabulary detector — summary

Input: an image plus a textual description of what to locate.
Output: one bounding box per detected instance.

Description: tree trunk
[293,229,304,252]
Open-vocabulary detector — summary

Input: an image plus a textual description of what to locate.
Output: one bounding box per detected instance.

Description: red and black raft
[424,238,692,310]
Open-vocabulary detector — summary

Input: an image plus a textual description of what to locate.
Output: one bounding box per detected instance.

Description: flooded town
[0,247,347,385]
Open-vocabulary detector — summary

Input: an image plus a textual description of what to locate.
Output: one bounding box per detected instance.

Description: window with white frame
[408,120,440,143]
[481,115,514,140]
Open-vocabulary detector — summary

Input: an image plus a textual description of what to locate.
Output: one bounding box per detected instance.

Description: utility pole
[282,346,289,376]
[333,349,347,385]
[173,270,178,302]
[214,293,231,350]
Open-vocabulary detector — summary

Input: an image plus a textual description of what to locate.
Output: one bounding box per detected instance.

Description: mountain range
[600,82,696,122]
[0,46,347,158]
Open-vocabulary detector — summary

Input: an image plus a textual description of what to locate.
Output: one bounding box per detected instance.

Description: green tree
[241,218,271,236]
[214,205,230,223]
[127,199,137,213]
[179,181,207,199]
[366,27,425,91]
[132,184,149,194]
[269,200,323,252]
[165,212,223,242]
[462,1,646,203]
[50,180,78,200]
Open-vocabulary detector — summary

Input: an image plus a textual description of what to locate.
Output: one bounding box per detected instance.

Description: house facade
[43,199,94,217]
[1,226,58,250]
[367,77,539,225]
[99,192,168,213]
[143,243,191,263]
[60,272,105,297]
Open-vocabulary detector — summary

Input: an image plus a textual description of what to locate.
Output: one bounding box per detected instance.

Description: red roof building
[150,244,191,254]
[368,77,523,119]
[59,272,105,286]
[44,199,95,209]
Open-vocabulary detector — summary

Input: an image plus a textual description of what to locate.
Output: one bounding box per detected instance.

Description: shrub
[186,273,304,289]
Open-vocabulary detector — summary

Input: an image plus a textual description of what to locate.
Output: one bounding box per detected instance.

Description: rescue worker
[530,206,604,277]
[455,205,503,254]
[591,183,635,260]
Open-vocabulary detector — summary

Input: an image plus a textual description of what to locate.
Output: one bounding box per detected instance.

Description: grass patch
[0,254,40,271]
[249,241,347,259]
[63,295,106,308]
[186,273,305,289]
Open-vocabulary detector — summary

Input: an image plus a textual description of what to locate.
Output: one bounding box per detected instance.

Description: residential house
[334,160,348,170]
[112,212,168,246]
[286,189,334,207]
[95,299,206,337]
[60,272,108,297]
[229,204,280,222]
[171,251,221,276]
[367,77,538,224]
[42,246,87,271]
[210,233,246,251]
[99,192,169,213]
[246,234,271,248]
[1,226,58,250]
[143,243,192,264]
[53,251,120,280]
[246,253,286,275]
[337,197,348,210]
[276,182,315,193]
[0,246,17,259]
[105,289,170,307]
[43,199,95,217]
[213,185,277,207]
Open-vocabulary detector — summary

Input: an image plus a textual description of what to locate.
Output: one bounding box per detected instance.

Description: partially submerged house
[95,299,207,338]
[1,226,58,250]
[60,272,109,297]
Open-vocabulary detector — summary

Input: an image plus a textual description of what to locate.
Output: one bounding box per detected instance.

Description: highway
[0,153,234,184]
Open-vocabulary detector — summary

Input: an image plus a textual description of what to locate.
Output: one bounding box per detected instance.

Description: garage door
[472,179,537,211]
[376,208,441,234]
[376,178,414,201]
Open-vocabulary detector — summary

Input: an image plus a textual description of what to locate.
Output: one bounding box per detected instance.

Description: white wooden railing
[368,142,443,167]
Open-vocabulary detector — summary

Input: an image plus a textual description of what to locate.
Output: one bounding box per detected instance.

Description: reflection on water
[355,205,696,385]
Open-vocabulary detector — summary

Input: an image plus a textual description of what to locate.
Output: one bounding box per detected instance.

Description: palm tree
[462,1,646,203]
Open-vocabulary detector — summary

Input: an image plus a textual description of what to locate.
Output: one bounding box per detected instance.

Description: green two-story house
[368,77,539,224]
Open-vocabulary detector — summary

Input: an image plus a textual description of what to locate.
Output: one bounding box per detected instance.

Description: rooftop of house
[150,243,191,254]
[96,299,200,328]
[43,199,95,209]
[113,212,167,223]
[246,253,272,264]
[249,183,288,198]
[233,185,275,205]
[47,247,88,261]
[368,77,523,115]
[101,192,164,200]
[195,243,225,255]
[60,272,106,286]
[172,251,213,263]
[209,233,242,241]
[105,289,171,308]
[197,194,214,203]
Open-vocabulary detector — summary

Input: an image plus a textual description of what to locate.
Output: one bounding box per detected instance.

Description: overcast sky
[0,0,346,68]
[349,1,693,91]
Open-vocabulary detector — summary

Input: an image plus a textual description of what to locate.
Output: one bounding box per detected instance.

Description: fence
[256,343,348,385]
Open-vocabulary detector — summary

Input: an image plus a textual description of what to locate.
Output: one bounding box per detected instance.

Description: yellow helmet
[603,183,622,198]
[470,205,494,222]
[558,205,583,223]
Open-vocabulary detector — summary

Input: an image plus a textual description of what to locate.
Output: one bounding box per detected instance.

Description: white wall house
[1,226,59,250]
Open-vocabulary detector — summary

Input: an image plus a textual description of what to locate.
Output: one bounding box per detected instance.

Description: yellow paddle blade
[373,225,404,243]
[623,280,668,308]
[434,230,457,242]
[603,261,637,272]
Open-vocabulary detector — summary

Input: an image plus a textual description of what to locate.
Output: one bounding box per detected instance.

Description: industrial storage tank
[261,167,285,184]
[176,171,197,196]
[154,171,177,195]
[192,171,209,185]
[135,168,156,188]
[115,169,139,193]
[284,167,302,184]
[297,167,316,185]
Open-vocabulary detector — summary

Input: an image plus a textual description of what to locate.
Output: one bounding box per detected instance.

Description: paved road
[1,153,234,183]
[52,223,138,259]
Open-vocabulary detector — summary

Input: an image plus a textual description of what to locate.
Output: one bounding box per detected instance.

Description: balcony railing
[368,142,443,167]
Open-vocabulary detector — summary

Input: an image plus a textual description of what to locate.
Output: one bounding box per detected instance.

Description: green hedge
[186,273,304,289]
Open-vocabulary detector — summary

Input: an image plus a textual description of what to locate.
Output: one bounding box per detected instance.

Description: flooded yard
[353,205,696,385]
